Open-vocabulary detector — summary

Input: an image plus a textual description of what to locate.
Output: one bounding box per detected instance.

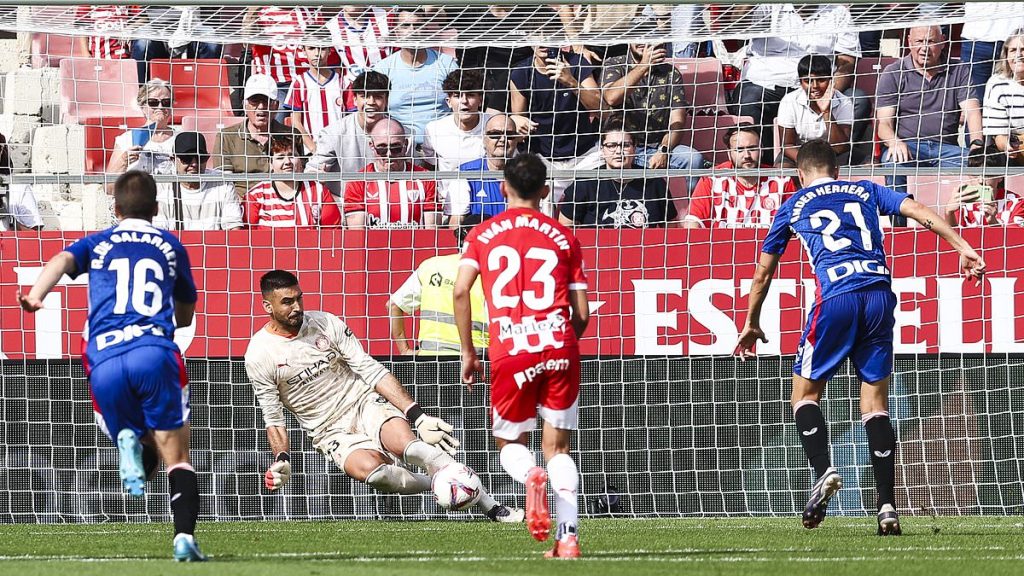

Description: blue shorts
[793,287,896,383]
[86,345,190,440]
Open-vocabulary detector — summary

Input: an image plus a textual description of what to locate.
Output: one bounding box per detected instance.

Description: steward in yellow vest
[388,216,488,355]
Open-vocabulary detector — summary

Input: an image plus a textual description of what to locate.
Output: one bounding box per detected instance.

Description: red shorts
[489,346,580,440]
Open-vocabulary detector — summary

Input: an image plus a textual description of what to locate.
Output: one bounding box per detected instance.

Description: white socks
[499,443,536,484]
[547,453,579,537]
[403,439,455,475]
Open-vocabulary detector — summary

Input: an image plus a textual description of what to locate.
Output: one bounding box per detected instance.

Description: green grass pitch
[0,517,1021,575]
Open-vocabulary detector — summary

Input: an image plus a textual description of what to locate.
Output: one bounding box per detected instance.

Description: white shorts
[313,393,405,473]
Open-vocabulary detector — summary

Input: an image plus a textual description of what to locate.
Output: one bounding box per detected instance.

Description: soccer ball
[431,463,482,511]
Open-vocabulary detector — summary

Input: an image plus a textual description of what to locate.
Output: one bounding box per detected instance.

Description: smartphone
[545,47,560,61]
[131,124,154,148]
[962,184,994,203]
[977,184,995,203]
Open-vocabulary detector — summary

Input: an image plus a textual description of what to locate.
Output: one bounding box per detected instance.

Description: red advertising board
[1,228,1022,359]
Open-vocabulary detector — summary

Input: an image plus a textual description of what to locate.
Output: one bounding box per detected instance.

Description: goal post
[0,1,1023,523]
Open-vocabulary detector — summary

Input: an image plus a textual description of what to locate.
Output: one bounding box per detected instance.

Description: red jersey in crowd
[77,4,137,59]
[955,183,1023,227]
[250,6,325,84]
[245,180,340,228]
[284,69,353,136]
[460,207,588,362]
[685,162,796,229]
[343,164,438,228]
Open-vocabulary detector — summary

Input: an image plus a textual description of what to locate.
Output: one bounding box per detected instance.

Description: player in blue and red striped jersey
[735,140,986,536]
[17,171,206,561]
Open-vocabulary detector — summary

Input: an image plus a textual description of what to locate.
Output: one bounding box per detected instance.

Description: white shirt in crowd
[0,184,44,230]
[961,5,1024,42]
[983,75,1024,137]
[743,4,861,90]
[148,165,244,231]
[244,310,389,446]
[777,87,855,142]
[306,113,376,196]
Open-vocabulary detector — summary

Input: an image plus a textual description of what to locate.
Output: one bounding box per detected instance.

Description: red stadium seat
[59,57,142,124]
[149,58,233,124]
[854,57,898,99]
[82,116,149,174]
[31,33,75,68]
[672,58,726,114]
[681,114,754,166]
[181,114,244,168]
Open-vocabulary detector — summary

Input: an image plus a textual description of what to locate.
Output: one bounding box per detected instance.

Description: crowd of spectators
[5,4,1024,232]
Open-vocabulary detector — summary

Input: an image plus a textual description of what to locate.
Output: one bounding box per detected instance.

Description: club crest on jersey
[315,335,330,350]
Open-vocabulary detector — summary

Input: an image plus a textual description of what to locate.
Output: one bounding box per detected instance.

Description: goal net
[0,1,1022,522]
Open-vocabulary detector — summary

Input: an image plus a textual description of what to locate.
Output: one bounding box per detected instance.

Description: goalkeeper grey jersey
[244,311,389,444]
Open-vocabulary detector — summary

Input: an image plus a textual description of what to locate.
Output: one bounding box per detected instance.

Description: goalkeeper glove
[264,452,292,491]
[406,404,460,456]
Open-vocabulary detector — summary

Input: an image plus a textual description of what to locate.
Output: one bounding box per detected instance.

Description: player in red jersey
[454,153,590,559]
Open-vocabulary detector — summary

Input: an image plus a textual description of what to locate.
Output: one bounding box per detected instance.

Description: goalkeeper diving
[244,270,523,522]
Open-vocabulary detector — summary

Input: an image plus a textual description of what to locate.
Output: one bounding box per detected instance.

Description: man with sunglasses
[344,119,440,229]
[212,74,303,198]
[144,132,243,231]
[445,114,525,228]
[559,117,678,228]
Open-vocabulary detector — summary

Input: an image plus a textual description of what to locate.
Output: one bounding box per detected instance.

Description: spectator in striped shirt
[244,5,328,120]
[245,135,341,228]
[75,4,137,59]
[307,71,390,197]
[344,118,440,229]
[944,148,1021,227]
[327,5,397,80]
[285,44,354,154]
[983,30,1024,165]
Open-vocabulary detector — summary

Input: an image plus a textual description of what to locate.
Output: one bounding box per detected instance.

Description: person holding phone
[944,149,1019,227]
[106,79,178,176]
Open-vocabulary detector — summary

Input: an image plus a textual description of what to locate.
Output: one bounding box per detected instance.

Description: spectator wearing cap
[601,42,706,190]
[728,4,867,153]
[510,42,604,206]
[777,54,855,167]
[559,117,678,228]
[445,113,525,227]
[211,73,303,198]
[344,118,440,229]
[149,131,243,231]
[306,70,390,197]
[371,7,459,147]
[983,30,1024,164]
[109,79,179,175]
[388,214,489,356]
[245,135,341,228]
[684,124,796,229]
[877,25,983,193]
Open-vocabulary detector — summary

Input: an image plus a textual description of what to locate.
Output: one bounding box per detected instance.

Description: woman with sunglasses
[106,79,179,175]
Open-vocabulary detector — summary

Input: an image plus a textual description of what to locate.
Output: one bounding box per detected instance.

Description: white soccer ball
[431,463,482,511]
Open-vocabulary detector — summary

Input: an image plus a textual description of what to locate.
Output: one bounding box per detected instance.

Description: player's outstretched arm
[375,374,461,455]
[569,289,590,338]
[17,251,77,313]
[264,425,292,491]
[734,252,781,360]
[899,198,987,282]
[453,264,481,389]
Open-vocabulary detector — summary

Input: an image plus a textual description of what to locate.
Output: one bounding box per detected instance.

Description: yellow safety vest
[416,253,489,355]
